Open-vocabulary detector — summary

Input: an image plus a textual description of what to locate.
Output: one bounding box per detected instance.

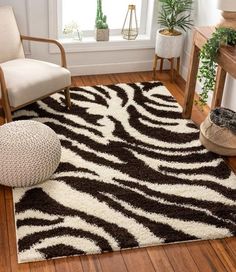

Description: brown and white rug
[13,82,236,263]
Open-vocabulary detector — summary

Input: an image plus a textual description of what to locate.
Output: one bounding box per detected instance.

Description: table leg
[160,58,164,72]
[182,44,200,119]
[153,55,158,80]
[177,57,180,76]
[170,58,174,82]
[211,66,226,109]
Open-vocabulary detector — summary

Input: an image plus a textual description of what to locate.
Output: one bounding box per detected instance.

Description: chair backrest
[0,6,25,63]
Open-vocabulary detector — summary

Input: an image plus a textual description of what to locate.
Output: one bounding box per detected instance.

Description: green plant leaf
[198,27,236,105]
[158,0,193,32]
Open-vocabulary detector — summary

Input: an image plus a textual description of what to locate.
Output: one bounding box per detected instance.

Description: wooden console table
[182,26,236,119]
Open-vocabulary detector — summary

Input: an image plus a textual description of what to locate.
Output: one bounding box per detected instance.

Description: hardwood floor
[0,71,235,272]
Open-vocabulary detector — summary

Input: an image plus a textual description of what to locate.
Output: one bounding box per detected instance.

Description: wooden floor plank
[147,246,174,272]
[186,240,227,272]
[30,260,56,272]
[163,243,200,272]
[210,240,236,272]
[80,255,103,272]
[121,248,155,272]
[98,252,128,272]
[54,258,71,272]
[225,238,236,257]
[0,186,11,272]
[4,187,31,272]
[66,256,84,272]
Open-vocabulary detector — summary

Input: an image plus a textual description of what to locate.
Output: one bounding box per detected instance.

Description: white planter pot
[155,29,184,59]
[217,0,236,11]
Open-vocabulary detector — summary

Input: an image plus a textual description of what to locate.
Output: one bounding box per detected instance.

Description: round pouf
[200,108,236,156]
[0,120,61,187]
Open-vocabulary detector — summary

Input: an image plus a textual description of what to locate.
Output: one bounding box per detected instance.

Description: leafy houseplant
[155,0,193,59]
[158,0,193,35]
[95,0,109,41]
[198,28,236,106]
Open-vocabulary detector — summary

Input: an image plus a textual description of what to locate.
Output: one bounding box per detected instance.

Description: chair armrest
[0,66,8,98]
[20,35,67,68]
[0,66,11,113]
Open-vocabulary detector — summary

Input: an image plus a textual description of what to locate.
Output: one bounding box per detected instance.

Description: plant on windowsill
[156,0,193,59]
[63,21,82,41]
[197,27,236,106]
[95,0,109,41]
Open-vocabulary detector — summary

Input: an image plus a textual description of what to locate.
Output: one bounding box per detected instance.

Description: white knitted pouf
[0,120,61,187]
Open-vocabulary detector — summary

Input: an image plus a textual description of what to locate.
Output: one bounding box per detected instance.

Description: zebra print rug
[13,82,236,263]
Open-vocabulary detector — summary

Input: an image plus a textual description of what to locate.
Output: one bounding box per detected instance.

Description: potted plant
[156,0,193,59]
[95,0,109,41]
[198,27,236,106]
[63,21,82,40]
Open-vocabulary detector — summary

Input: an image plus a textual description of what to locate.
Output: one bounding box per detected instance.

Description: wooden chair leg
[0,67,12,122]
[152,55,158,80]
[1,93,12,123]
[3,100,12,123]
[160,58,164,72]
[0,107,5,124]
[64,87,71,109]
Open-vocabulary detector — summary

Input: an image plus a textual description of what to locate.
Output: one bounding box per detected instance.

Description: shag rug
[13,82,236,263]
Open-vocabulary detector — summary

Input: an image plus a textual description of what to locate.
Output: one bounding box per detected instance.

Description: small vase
[95,28,109,41]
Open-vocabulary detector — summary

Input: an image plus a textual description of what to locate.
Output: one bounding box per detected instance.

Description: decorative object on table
[153,0,193,81]
[63,21,82,40]
[200,107,236,156]
[121,4,138,40]
[198,28,236,106]
[0,6,71,123]
[0,120,61,187]
[95,0,109,41]
[217,0,236,29]
[13,82,236,263]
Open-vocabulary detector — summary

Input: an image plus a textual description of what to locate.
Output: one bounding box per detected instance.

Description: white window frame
[58,0,148,38]
[49,0,157,53]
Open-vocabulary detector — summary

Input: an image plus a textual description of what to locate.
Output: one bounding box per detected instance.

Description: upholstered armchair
[0,6,71,123]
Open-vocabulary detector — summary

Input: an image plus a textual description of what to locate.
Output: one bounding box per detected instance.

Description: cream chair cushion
[0,6,25,63]
[0,58,71,108]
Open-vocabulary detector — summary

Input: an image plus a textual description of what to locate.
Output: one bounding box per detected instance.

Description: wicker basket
[200,108,236,156]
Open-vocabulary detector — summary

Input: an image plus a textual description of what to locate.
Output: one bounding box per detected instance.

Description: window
[49,0,155,52]
[58,0,149,39]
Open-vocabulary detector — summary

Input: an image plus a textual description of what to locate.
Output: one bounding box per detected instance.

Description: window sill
[49,34,155,53]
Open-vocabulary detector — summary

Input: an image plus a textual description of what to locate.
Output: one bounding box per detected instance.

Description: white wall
[182,0,236,111]
[0,0,235,110]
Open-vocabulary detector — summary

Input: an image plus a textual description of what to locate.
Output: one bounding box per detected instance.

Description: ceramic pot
[155,29,184,59]
[95,28,109,41]
[217,0,236,29]
[217,0,236,11]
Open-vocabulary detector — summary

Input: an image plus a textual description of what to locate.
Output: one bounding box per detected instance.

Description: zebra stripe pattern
[13,82,236,263]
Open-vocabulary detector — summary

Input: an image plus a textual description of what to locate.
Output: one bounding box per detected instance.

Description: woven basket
[200,109,236,156]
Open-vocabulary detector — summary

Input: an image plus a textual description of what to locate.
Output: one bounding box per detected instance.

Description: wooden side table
[153,55,180,82]
[182,26,236,119]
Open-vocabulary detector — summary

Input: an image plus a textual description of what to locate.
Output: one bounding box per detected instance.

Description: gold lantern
[121,5,138,40]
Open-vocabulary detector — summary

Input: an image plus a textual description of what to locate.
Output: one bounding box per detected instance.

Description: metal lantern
[121,4,138,40]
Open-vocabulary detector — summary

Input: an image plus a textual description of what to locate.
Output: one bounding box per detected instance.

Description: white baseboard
[68,60,154,76]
